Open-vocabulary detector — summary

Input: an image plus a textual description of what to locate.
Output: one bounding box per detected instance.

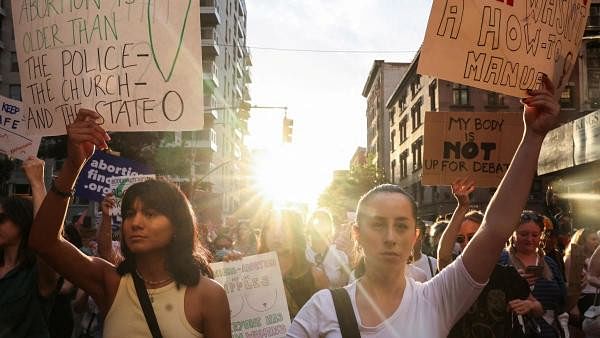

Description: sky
[244,0,433,206]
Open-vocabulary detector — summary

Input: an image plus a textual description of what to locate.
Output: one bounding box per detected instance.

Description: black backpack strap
[131,272,164,338]
[330,288,361,338]
[427,256,435,277]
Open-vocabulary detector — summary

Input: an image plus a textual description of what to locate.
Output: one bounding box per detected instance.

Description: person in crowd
[1,157,58,338]
[257,208,329,318]
[542,216,566,279]
[565,228,600,322]
[436,178,483,271]
[233,221,257,256]
[212,232,238,262]
[438,178,543,338]
[499,210,567,338]
[583,245,600,337]
[410,219,437,280]
[305,209,350,287]
[287,74,561,337]
[28,109,230,338]
[97,192,123,265]
[427,220,448,257]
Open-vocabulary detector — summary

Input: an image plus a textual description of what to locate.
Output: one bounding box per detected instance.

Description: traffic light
[282,117,293,143]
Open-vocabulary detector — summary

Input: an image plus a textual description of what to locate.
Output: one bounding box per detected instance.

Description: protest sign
[422,111,523,187]
[74,151,152,202]
[211,252,291,338]
[574,109,600,165]
[0,95,41,160]
[538,122,574,175]
[418,0,591,97]
[109,174,156,216]
[12,0,204,136]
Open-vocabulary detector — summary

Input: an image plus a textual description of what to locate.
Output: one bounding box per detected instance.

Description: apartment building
[385,52,524,219]
[362,60,410,180]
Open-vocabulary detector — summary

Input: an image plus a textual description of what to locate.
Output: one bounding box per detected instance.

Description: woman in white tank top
[29,109,231,338]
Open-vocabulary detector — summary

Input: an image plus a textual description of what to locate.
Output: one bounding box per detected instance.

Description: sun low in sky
[245,0,433,206]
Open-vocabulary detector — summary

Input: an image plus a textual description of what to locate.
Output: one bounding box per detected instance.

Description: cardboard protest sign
[211,252,291,338]
[0,95,41,160]
[418,0,591,97]
[74,151,152,202]
[109,174,156,216]
[422,111,523,187]
[12,0,204,136]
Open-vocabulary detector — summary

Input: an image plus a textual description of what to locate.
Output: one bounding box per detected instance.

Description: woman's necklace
[135,269,173,286]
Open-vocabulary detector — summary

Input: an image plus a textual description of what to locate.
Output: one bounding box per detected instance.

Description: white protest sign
[12,0,204,136]
[108,174,155,216]
[0,95,41,160]
[210,252,291,338]
[418,0,591,97]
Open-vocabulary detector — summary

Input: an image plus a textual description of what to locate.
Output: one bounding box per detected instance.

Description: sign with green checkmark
[12,0,204,136]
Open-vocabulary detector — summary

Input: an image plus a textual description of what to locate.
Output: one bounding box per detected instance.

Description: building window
[588,4,600,28]
[411,137,423,172]
[429,80,437,111]
[391,159,397,183]
[411,98,423,131]
[400,150,409,179]
[587,42,600,108]
[560,86,575,108]
[400,95,407,111]
[391,130,396,152]
[452,84,470,105]
[399,117,408,143]
[487,92,505,106]
[10,52,19,72]
[411,75,422,97]
[390,108,396,125]
[9,85,21,100]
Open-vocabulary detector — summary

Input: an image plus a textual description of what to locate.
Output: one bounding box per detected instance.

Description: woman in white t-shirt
[287,75,561,338]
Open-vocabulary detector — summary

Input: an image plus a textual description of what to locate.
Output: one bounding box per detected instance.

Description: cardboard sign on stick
[210,252,291,338]
[0,95,41,160]
[418,0,591,97]
[12,0,204,136]
[422,111,523,187]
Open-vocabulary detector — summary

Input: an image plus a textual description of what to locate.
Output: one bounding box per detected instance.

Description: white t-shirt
[306,245,350,288]
[286,256,485,338]
[411,253,438,280]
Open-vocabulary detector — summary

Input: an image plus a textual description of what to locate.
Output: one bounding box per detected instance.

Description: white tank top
[103,274,203,338]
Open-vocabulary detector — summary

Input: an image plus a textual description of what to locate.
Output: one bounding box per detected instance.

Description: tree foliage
[318,157,386,223]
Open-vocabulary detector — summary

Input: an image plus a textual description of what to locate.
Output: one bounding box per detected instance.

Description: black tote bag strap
[131,272,164,338]
[330,288,361,338]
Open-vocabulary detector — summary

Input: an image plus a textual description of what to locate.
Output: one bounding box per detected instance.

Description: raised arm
[28,109,115,311]
[437,177,474,271]
[22,157,58,297]
[462,75,561,284]
[97,193,120,265]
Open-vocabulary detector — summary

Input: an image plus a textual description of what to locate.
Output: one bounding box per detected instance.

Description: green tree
[318,157,386,223]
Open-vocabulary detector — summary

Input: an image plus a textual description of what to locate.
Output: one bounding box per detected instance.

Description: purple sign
[75,151,152,202]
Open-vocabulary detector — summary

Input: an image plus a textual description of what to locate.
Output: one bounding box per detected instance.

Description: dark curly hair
[0,196,35,268]
[116,179,213,286]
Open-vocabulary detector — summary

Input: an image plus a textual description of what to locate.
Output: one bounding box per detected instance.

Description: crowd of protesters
[2,77,600,337]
